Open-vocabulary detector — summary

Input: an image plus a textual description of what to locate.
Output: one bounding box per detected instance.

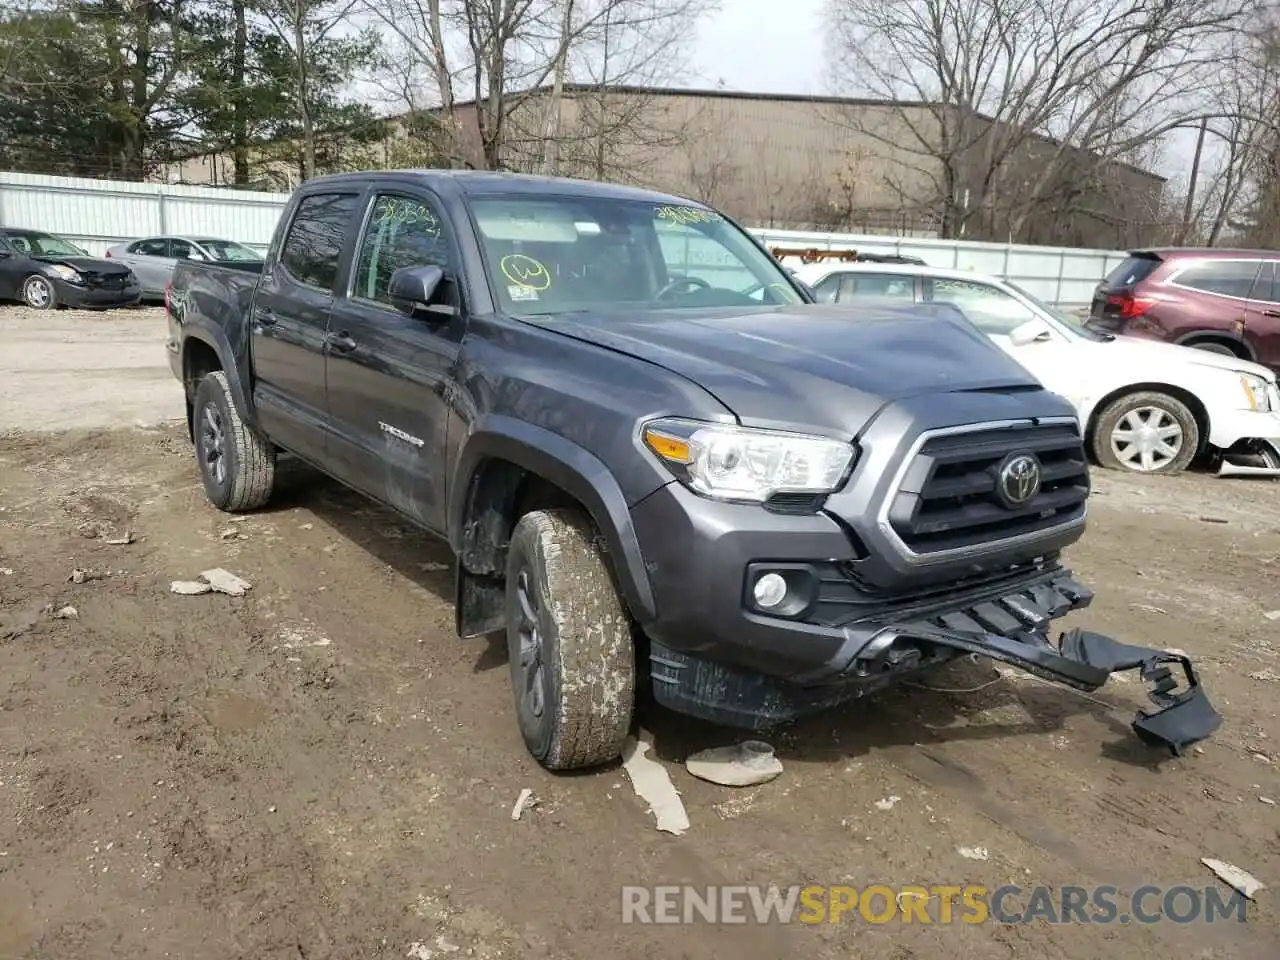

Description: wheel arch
[179,328,251,439]
[448,415,657,637]
[1173,330,1256,362]
[1085,381,1211,458]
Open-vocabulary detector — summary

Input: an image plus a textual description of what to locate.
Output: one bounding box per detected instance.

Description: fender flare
[180,321,252,422]
[448,415,658,623]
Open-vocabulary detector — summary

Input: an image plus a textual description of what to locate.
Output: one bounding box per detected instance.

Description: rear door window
[279,193,360,292]
[131,238,170,257]
[842,273,915,300]
[1171,259,1263,299]
[1103,256,1161,288]
[1248,261,1279,303]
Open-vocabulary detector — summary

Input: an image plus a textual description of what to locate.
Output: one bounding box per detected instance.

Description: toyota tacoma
[165,171,1221,770]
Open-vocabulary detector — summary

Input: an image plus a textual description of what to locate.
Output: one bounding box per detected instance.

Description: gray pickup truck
[165,170,1220,770]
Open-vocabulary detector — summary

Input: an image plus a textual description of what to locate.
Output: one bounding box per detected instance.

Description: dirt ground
[1,306,1278,960]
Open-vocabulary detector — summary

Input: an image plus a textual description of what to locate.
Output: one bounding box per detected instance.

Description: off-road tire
[505,508,635,771]
[22,275,57,310]
[1092,390,1199,475]
[193,371,276,511]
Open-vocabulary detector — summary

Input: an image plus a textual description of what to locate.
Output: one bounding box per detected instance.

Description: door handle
[253,307,276,327]
[1263,310,1280,318]
[325,331,357,353]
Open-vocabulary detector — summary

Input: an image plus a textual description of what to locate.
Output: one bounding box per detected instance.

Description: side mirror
[388,264,447,315]
[1008,317,1052,346]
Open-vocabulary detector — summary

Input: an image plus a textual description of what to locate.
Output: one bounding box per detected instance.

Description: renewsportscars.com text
[620,884,1249,925]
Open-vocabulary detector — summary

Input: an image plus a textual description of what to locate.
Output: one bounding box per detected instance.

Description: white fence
[0,170,1127,305]
[0,171,288,256]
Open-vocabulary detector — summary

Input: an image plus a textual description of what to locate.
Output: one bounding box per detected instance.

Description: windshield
[1004,280,1113,342]
[468,195,805,316]
[200,239,262,262]
[6,231,87,257]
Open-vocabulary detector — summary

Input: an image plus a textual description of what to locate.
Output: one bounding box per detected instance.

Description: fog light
[752,572,788,609]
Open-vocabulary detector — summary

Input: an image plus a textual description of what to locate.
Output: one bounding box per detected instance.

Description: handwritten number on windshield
[374,197,441,237]
[655,205,723,225]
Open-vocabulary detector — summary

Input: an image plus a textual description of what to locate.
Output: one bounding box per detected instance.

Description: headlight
[1238,373,1274,412]
[45,264,82,283]
[641,418,856,502]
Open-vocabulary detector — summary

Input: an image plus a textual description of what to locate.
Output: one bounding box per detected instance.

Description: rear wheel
[504,508,635,771]
[22,275,56,310]
[193,371,276,511]
[1092,391,1199,475]
[1187,339,1242,358]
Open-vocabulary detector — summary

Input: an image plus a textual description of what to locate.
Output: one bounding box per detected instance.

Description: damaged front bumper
[649,571,1222,757]
[1215,438,1280,479]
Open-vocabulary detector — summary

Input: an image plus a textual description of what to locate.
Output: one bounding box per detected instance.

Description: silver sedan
[104,235,263,298]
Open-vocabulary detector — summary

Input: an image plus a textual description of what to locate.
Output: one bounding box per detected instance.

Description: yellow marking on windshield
[500,254,551,291]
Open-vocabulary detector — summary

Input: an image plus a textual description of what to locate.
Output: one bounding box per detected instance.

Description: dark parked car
[1088,248,1280,370]
[0,228,141,310]
[166,170,1220,770]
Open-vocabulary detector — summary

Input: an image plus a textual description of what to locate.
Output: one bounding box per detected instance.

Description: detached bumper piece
[650,571,1222,756]
[858,621,1222,756]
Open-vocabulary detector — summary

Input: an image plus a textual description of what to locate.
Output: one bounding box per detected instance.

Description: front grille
[886,421,1089,554]
[807,557,1057,628]
[86,273,126,290]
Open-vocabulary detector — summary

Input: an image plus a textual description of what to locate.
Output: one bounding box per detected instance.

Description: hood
[526,303,1044,436]
[33,255,130,275]
[1108,334,1276,381]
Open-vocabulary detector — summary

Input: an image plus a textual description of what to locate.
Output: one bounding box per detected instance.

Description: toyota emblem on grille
[997,453,1041,507]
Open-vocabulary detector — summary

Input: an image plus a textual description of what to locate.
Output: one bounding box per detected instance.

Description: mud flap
[865,624,1223,757]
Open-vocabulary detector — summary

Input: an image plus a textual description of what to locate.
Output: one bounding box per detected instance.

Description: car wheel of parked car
[193,371,276,511]
[1092,390,1199,475]
[1187,340,1241,358]
[22,275,56,310]
[505,508,635,771]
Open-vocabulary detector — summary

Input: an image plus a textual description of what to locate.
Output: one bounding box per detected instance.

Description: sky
[690,0,827,95]
[687,0,1194,181]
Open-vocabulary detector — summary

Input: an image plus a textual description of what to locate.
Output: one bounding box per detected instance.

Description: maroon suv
[1087,248,1280,370]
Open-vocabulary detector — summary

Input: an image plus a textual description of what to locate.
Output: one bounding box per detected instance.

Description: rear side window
[843,273,914,299]
[1171,259,1262,299]
[1252,262,1279,303]
[280,193,359,292]
[131,238,169,257]
[1104,256,1161,287]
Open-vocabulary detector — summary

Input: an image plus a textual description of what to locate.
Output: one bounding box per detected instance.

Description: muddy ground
[1,307,1278,960]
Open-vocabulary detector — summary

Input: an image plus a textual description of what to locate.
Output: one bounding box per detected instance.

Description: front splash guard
[858,622,1222,756]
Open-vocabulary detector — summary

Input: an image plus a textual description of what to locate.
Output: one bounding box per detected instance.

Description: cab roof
[301,169,705,208]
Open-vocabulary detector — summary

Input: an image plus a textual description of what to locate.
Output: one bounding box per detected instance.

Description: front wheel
[504,508,635,771]
[1092,390,1199,474]
[22,275,56,310]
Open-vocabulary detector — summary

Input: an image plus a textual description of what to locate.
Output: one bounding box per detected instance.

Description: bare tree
[545,0,716,179]
[824,0,1250,241]
[361,0,716,171]
[1174,22,1280,244]
[258,0,367,179]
